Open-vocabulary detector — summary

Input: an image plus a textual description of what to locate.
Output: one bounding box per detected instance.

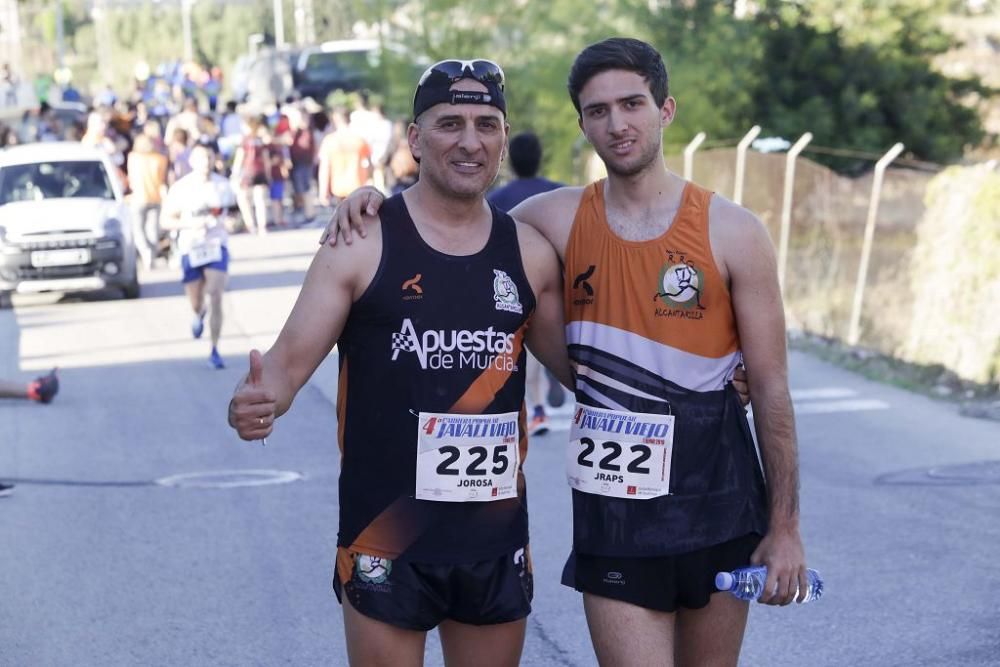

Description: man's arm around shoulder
[515,220,573,389]
[322,183,587,255]
[509,186,585,263]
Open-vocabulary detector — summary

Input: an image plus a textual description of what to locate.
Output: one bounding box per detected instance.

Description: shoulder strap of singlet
[671,181,714,240]
[681,181,713,215]
[487,201,518,248]
[379,193,424,256]
[569,180,605,236]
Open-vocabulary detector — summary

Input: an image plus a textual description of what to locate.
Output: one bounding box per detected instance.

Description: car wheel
[122,275,141,300]
[0,291,11,309]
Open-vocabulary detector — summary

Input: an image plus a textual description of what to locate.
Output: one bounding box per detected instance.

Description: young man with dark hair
[545,38,806,667]
[324,36,807,666]
[229,59,570,666]
[567,36,670,114]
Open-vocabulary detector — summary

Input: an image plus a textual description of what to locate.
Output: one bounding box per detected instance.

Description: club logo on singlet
[390,318,518,371]
[654,253,706,319]
[355,554,392,584]
[493,269,523,314]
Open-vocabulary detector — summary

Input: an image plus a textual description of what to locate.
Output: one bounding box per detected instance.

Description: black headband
[412,79,506,120]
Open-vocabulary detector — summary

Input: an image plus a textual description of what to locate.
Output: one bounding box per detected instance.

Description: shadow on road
[132,269,309,301]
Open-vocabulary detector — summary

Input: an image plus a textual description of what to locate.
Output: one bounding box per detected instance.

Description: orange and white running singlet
[563,180,768,557]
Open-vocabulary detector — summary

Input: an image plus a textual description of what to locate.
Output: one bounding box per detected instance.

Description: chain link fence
[583,144,998,385]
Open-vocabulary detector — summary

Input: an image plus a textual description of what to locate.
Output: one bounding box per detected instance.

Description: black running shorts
[333,546,533,632]
[561,533,762,612]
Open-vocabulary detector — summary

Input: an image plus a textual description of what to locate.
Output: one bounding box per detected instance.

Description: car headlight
[103,218,122,235]
[0,225,14,254]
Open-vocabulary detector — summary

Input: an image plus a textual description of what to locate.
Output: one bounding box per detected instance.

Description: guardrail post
[847,142,905,345]
[683,132,706,181]
[777,132,813,292]
[734,125,761,205]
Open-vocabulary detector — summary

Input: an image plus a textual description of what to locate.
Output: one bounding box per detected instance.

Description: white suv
[0,142,139,308]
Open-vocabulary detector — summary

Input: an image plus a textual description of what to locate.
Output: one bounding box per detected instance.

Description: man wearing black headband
[324,37,805,667]
[412,59,508,120]
[228,61,571,666]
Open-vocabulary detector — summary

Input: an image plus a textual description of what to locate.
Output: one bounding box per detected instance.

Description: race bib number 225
[566,404,674,499]
[416,411,520,503]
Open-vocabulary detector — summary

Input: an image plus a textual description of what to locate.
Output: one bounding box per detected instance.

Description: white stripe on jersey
[576,382,629,412]
[576,362,671,404]
[566,321,741,393]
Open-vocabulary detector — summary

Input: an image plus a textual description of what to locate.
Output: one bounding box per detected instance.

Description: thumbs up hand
[248,348,264,386]
[228,349,278,441]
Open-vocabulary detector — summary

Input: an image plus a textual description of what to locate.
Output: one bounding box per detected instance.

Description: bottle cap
[715,571,734,590]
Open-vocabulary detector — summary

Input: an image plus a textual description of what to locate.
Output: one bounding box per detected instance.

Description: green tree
[366,0,633,182]
[24,0,987,177]
[637,2,765,151]
[640,0,988,171]
[751,1,987,170]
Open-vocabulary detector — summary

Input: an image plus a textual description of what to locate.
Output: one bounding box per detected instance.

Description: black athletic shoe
[0,483,13,498]
[27,368,59,404]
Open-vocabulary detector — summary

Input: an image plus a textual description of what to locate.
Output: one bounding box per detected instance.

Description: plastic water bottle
[715,565,824,602]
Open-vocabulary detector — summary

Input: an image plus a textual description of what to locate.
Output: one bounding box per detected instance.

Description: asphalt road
[2,228,998,666]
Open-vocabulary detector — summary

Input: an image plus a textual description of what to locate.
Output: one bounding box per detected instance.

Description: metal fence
[579,133,971,373]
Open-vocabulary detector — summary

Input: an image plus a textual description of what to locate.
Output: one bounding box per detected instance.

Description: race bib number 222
[566,404,674,499]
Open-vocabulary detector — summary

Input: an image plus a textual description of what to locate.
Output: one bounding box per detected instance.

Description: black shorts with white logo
[561,533,761,613]
[333,546,533,632]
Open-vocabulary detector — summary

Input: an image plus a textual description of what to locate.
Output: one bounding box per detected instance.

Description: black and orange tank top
[335,193,535,564]
[563,180,768,557]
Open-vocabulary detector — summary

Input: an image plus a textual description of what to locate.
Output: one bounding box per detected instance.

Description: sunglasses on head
[417,59,505,92]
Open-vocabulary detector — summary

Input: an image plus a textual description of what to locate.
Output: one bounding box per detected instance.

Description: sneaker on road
[528,413,549,437]
[191,310,206,339]
[0,483,13,497]
[27,368,59,404]
[209,347,225,370]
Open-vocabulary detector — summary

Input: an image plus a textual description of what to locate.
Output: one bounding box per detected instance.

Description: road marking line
[793,399,889,415]
[533,388,889,434]
[155,469,303,489]
[790,387,857,400]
